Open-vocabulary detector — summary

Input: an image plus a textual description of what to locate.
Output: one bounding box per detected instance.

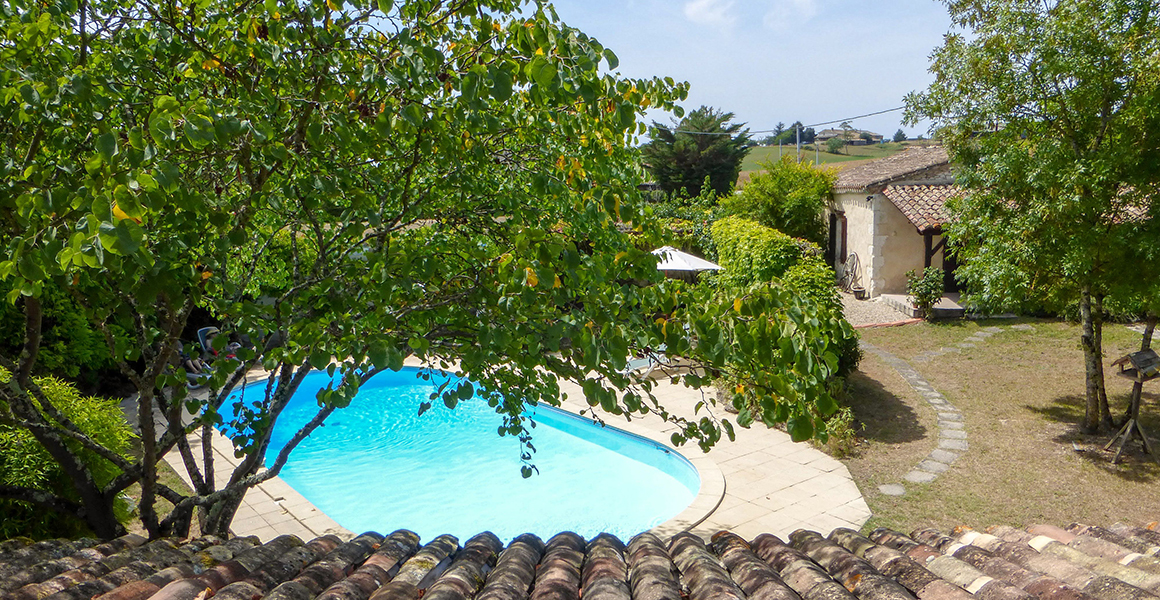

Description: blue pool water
[222,368,699,542]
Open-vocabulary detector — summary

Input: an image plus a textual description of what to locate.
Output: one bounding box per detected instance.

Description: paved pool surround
[162,358,869,541]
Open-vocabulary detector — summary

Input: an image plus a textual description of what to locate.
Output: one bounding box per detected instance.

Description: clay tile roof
[882,184,962,233]
[834,147,950,191]
[10,519,1160,600]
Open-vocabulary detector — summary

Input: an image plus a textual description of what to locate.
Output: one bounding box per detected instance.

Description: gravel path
[841,292,910,326]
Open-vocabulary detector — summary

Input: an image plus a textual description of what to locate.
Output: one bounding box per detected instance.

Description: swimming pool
[222,368,700,542]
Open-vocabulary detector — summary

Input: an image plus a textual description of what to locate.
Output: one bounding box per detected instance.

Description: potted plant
[905,267,945,320]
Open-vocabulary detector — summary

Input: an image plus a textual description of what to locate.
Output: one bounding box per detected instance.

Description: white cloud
[763,0,818,32]
[683,0,736,29]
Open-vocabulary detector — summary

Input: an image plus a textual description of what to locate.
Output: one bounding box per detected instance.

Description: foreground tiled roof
[5,520,1160,600]
[835,147,950,191]
[882,185,962,233]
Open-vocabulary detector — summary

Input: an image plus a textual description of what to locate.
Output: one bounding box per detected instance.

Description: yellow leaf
[112,203,141,224]
[525,267,538,287]
[326,0,338,10]
[348,89,357,101]
[614,251,628,263]
[553,275,562,288]
[535,47,544,56]
[201,270,213,280]
[202,59,220,70]
[492,22,502,32]
[735,384,745,395]
[734,298,742,312]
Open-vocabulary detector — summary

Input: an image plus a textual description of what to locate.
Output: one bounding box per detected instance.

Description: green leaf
[376,0,393,13]
[18,83,39,105]
[528,56,556,88]
[491,67,513,101]
[367,342,387,368]
[787,415,814,442]
[603,48,619,70]
[814,392,837,417]
[184,113,216,148]
[96,133,118,161]
[401,104,424,126]
[115,220,144,254]
[308,351,331,370]
[153,95,180,112]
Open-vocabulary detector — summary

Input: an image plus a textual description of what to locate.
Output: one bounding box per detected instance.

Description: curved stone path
[861,322,1035,496]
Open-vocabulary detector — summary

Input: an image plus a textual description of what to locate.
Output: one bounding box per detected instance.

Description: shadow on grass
[846,369,926,444]
[1026,392,1160,482]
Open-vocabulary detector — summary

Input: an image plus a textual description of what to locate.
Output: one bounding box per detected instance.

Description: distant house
[815,128,884,146]
[827,146,960,297]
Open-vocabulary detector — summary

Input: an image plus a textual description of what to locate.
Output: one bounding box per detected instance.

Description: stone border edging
[859,341,968,495]
[185,359,728,540]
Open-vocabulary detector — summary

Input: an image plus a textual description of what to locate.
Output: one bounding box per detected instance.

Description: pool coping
[161,361,727,541]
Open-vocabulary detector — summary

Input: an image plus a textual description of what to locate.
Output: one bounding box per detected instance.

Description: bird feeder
[1111,349,1160,383]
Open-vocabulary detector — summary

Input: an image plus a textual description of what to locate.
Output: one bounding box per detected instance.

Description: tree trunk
[9,298,126,539]
[1094,294,1112,429]
[1080,288,1103,434]
[200,480,250,537]
[136,387,160,538]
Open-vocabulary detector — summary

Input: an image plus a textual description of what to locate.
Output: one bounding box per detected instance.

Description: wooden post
[1104,316,1158,464]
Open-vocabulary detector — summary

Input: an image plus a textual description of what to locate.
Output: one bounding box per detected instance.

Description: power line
[662,106,906,136]
[803,106,905,129]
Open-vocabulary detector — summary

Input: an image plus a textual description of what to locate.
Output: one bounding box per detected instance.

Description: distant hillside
[735,141,942,188]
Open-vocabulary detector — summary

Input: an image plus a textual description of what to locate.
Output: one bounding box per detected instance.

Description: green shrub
[906,266,945,319]
[816,405,861,458]
[721,157,836,246]
[651,176,721,259]
[0,369,135,539]
[711,216,809,287]
[0,282,113,381]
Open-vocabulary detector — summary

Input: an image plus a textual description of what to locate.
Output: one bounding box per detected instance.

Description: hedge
[710,215,816,287]
[710,217,860,377]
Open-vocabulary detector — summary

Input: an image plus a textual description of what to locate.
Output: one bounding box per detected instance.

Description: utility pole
[795,123,801,161]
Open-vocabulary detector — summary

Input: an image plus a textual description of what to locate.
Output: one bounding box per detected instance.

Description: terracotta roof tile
[834,147,950,191]
[882,184,961,233]
[8,520,1160,600]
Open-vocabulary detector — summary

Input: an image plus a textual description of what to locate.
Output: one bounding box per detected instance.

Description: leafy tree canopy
[0,0,848,539]
[641,105,752,198]
[892,129,907,142]
[906,0,1160,432]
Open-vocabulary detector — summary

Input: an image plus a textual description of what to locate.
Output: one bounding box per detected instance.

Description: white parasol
[651,246,722,272]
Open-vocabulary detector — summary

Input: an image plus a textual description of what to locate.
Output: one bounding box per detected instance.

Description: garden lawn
[843,319,1160,535]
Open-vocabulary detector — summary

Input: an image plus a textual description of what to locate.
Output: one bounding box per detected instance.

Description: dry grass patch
[122,451,198,538]
[848,319,1160,535]
[842,352,938,486]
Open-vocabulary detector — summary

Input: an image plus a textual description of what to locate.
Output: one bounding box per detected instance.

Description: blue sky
[549,0,953,139]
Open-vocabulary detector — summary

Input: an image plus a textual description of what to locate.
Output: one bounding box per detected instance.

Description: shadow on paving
[1026,392,1160,482]
[845,368,927,444]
